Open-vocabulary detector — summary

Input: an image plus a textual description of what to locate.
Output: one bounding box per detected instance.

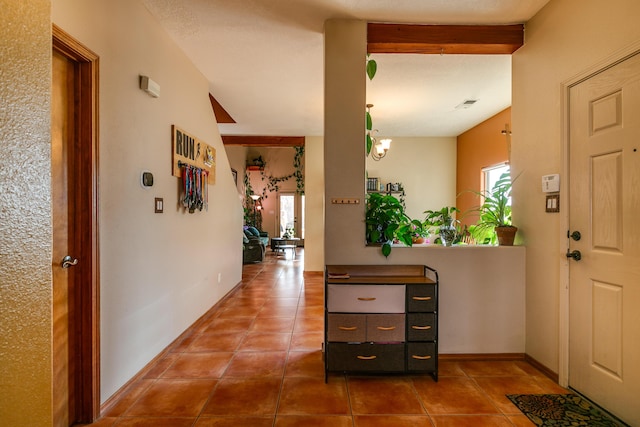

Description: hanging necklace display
[172,125,215,214]
[179,162,208,213]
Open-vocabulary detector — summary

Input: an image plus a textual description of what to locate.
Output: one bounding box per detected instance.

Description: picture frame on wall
[231,168,238,186]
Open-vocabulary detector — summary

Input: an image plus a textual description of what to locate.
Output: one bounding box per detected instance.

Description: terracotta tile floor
[88,249,567,426]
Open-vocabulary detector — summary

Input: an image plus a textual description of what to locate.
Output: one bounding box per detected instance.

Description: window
[483,163,510,200]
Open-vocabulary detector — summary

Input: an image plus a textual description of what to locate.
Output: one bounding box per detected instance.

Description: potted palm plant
[472,172,517,246]
[365,192,417,257]
[423,206,460,246]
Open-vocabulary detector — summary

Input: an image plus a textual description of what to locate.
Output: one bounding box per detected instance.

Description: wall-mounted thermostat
[141,171,154,188]
[542,174,560,193]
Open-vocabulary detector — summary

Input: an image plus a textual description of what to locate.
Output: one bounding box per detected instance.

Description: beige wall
[304,136,325,272]
[366,136,457,221]
[49,0,243,404]
[0,1,53,425]
[324,19,369,265]
[224,145,248,196]
[512,0,640,375]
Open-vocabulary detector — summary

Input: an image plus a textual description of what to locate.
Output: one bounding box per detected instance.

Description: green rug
[507,394,627,426]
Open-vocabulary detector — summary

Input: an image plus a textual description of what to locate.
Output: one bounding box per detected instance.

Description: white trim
[559,40,640,389]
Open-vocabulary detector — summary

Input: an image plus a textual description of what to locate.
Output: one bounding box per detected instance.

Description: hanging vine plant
[293,146,304,194]
[243,171,262,228]
[366,54,377,80]
[252,146,305,199]
[365,54,378,156]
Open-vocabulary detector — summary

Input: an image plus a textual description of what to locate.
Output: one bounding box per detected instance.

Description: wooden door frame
[559,40,640,389]
[52,24,100,423]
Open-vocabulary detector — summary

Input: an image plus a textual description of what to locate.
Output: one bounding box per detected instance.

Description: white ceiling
[142,0,551,138]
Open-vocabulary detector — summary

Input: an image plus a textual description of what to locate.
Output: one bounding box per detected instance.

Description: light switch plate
[155,197,163,213]
[546,194,559,213]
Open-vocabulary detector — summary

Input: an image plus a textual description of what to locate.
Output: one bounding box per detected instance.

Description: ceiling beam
[221,135,305,147]
[209,93,236,123]
[367,23,524,55]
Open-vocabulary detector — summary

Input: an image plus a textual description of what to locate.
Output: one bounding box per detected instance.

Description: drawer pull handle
[357,355,377,360]
[411,355,432,360]
[376,326,396,331]
[412,296,432,301]
[338,326,358,331]
[357,297,376,301]
[411,325,432,330]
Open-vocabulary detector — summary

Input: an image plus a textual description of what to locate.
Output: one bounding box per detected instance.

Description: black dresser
[324,264,438,381]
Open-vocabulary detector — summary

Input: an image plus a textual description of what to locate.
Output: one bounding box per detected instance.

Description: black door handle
[566,250,581,261]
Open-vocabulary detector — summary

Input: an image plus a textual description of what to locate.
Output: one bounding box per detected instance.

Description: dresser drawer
[407,313,436,341]
[327,343,405,372]
[407,343,436,372]
[327,285,405,313]
[406,284,436,312]
[366,314,405,342]
[327,314,366,342]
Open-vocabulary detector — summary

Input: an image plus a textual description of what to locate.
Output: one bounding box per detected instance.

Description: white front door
[278,193,304,242]
[568,51,640,425]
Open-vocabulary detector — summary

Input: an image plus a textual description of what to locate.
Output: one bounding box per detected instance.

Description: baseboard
[303,271,323,277]
[439,353,525,361]
[524,353,559,383]
[99,279,243,416]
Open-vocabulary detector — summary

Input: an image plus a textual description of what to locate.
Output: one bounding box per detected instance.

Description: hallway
[87,249,565,426]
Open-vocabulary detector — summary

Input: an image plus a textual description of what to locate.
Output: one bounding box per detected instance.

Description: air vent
[455,99,478,109]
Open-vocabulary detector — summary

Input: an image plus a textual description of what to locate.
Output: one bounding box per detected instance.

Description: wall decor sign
[172,125,216,213]
[171,125,215,184]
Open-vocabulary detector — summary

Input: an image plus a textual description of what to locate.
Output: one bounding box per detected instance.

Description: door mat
[506,394,628,426]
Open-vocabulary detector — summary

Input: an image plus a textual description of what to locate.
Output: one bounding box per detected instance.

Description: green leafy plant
[365,192,418,257]
[473,172,513,228]
[253,147,305,199]
[366,54,377,80]
[423,206,460,246]
[423,206,459,228]
[365,54,377,156]
[468,171,518,245]
[366,105,374,156]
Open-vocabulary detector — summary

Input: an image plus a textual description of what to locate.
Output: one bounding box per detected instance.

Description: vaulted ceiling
[142,0,551,140]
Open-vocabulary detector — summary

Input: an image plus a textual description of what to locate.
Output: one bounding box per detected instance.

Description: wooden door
[52,25,100,424]
[568,51,640,426]
[52,48,74,427]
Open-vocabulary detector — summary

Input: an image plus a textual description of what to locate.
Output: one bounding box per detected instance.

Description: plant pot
[495,226,518,246]
[412,236,425,244]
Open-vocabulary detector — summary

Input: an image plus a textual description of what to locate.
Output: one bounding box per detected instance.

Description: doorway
[278,192,304,243]
[567,49,640,426]
[52,24,100,424]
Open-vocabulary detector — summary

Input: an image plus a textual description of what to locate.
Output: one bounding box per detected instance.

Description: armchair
[243,230,265,264]
[244,226,269,246]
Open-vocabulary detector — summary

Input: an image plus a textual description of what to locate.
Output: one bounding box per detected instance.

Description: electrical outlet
[217,273,222,283]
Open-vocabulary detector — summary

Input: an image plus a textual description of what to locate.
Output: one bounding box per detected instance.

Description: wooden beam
[367,23,524,55]
[209,93,236,123]
[221,135,305,147]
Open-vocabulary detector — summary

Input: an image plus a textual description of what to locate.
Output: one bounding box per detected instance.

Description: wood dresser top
[325,265,435,284]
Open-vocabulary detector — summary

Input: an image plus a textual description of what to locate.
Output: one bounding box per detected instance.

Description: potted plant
[423,206,460,247]
[411,221,429,244]
[365,192,417,257]
[471,172,518,246]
